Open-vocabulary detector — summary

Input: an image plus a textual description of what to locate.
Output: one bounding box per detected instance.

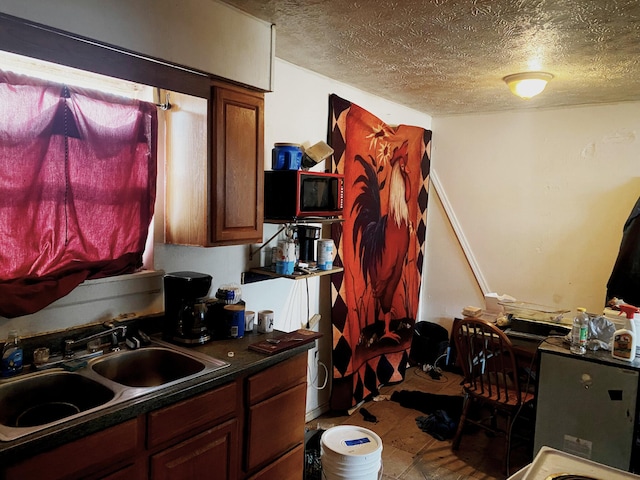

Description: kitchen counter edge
[0,330,313,464]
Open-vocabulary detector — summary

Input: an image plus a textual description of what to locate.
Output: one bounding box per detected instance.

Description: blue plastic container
[272,143,303,170]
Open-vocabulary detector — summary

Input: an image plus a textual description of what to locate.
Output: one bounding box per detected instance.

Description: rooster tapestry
[329,94,432,410]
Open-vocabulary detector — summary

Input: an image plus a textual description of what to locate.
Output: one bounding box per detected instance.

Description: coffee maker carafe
[296,225,321,264]
[164,271,212,345]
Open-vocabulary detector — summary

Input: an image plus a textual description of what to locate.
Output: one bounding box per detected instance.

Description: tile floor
[306,366,534,480]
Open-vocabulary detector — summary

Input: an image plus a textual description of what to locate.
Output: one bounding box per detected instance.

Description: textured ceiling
[220,0,640,116]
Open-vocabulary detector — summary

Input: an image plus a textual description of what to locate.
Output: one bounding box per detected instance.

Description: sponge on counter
[462,306,483,318]
[61,359,88,371]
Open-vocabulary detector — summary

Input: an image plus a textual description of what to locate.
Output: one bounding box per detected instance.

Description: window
[0,65,158,318]
[0,14,210,321]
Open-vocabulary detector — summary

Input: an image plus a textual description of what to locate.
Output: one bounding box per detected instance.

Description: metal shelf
[250,217,343,261]
[241,266,343,284]
[264,217,343,225]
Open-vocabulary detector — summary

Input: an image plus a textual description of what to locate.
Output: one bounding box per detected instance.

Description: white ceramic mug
[258,310,274,333]
[245,310,255,333]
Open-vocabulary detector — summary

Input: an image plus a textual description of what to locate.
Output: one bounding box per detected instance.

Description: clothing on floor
[416,410,458,441]
[390,389,464,419]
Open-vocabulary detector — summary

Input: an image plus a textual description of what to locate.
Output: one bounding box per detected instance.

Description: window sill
[79,269,164,286]
[5,270,165,338]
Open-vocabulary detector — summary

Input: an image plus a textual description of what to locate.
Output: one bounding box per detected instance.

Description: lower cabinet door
[100,460,147,480]
[150,418,238,480]
[4,418,142,480]
[247,443,304,480]
[246,382,306,472]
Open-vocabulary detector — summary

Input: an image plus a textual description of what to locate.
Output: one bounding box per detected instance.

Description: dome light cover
[503,72,554,99]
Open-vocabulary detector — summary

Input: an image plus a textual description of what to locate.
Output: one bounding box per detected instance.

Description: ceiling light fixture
[503,72,554,99]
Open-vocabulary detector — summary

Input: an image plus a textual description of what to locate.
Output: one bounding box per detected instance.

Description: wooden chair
[450,317,535,475]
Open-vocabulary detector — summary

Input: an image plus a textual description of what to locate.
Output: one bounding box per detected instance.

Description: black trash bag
[304,429,324,480]
[409,321,449,368]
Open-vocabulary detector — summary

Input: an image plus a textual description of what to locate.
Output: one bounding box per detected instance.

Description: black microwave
[264,170,344,220]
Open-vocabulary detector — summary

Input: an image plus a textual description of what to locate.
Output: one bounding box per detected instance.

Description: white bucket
[317,239,335,271]
[320,425,383,480]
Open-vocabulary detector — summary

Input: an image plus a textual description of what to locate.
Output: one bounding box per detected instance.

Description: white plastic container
[275,240,296,275]
[320,425,383,480]
[612,305,638,362]
[317,239,335,271]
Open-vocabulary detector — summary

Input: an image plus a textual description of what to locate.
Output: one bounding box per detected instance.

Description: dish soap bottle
[570,307,589,355]
[1,330,24,377]
[613,305,639,362]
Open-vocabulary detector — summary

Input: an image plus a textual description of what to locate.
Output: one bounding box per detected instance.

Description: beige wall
[426,103,640,331]
[155,59,433,419]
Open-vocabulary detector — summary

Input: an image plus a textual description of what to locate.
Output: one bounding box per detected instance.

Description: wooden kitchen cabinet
[247,443,305,480]
[3,417,144,480]
[244,354,307,478]
[150,418,239,480]
[147,381,237,449]
[164,80,264,247]
[211,82,264,245]
[148,381,239,480]
[1,355,309,480]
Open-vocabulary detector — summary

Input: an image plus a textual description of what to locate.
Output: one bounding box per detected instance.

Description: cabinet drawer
[246,382,306,471]
[150,418,238,480]
[247,354,307,405]
[100,460,147,480]
[4,417,143,480]
[248,443,304,480]
[148,381,237,449]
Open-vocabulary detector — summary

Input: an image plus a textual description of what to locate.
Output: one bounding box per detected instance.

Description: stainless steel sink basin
[90,347,206,387]
[0,340,229,442]
[0,371,115,440]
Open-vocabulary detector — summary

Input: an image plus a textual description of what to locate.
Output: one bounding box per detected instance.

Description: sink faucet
[63,322,127,358]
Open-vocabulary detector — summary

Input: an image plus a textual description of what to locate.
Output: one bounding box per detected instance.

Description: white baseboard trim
[305,402,330,423]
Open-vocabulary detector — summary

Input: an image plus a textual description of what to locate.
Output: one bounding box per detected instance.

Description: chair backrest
[452,318,524,406]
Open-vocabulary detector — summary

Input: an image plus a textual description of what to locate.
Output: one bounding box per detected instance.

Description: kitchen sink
[0,340,230,442]
[0,371,116,440]
[90,346,207,387]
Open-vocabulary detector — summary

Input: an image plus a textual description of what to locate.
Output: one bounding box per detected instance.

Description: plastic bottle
[570,307,589,355]
[612,304,639,362]
[1,330,24,377]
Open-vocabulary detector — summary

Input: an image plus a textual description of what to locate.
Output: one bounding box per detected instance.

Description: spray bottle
[612,304,639,362]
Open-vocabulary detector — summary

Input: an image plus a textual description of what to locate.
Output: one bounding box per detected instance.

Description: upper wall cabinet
[0,0,274,92]
[165,82,264,247]
[211,82,265,245]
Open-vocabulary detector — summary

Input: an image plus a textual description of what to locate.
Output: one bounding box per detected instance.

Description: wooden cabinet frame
[211,82,264,245]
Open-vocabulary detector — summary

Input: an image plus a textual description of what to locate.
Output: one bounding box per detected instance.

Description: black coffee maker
[296,225,321,263]
[164,271,212,345]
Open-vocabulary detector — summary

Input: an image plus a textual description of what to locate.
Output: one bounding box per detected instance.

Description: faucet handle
[110,326,127,351]
[63,339,75,358]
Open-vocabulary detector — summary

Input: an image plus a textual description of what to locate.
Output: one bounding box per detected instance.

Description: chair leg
[504,412,513,477]
[490,407,498,432]
[451,395,471,450]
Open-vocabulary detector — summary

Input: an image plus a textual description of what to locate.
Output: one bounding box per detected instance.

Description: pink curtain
[0,71,157,318]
